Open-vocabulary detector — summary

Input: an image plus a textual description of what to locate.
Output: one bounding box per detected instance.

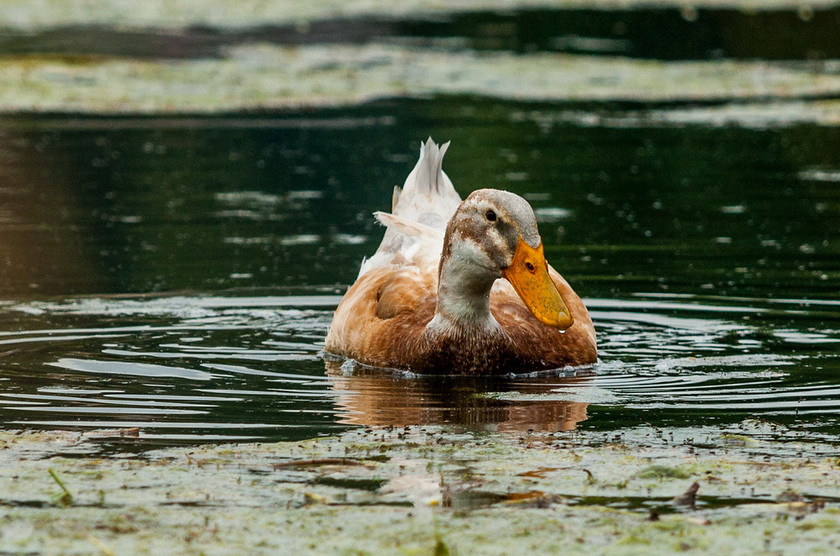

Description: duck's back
[326,139,459,365]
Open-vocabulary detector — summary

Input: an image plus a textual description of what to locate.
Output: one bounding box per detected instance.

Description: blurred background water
[0,4,839,448]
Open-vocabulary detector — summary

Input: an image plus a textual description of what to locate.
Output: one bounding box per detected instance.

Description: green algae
[2,0,838,31]
[0,1,838,125]
[636,465,692,480]
[2,43,840,120]
[1,421,840,554]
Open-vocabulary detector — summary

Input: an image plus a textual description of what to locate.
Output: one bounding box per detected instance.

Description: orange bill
[502,238,574,330]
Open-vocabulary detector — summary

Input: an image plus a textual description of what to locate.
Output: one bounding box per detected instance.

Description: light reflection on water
[1,293,838,446]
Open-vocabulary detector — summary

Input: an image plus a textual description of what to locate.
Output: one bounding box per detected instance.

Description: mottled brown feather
[324,263,596,375]
[324,139,597,375]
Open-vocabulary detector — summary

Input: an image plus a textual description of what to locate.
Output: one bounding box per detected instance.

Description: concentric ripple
[0,293,839,445]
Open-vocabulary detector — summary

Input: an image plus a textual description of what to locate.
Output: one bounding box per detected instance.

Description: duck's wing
[358,138,461,278]
[326,139,459,365]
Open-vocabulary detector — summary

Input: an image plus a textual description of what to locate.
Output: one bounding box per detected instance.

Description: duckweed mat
[2,420,839,554]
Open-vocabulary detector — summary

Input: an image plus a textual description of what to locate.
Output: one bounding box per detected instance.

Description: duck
[324,138,597,375]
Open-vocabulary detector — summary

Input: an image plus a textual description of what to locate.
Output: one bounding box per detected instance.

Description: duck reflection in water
[324,359,593,432]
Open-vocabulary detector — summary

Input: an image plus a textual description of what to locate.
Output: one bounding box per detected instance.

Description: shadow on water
[1,97,839,447]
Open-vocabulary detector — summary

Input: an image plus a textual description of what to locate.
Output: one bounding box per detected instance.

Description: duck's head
[440,188,574,330]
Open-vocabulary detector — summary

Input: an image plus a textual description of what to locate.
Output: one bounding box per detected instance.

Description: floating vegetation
[2,43,840,121]
[2,421,840,553]
[636,465,692,480]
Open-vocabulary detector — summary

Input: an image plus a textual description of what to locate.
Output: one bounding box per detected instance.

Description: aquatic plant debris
[2,420,840,554]
[47,467,74,507]
[1,0,839,30]
[1,43,840,125]
[1,0,840,124]
[0,0,837,30]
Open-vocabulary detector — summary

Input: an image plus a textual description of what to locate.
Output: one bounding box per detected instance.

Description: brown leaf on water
[672,481,700,509]
[776,489,804,502]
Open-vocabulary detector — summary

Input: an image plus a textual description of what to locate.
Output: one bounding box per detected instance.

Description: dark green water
[5,7,840,60]
[1,99,839,446]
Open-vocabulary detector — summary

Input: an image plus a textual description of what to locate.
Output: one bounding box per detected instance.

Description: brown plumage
[324,139,597,375]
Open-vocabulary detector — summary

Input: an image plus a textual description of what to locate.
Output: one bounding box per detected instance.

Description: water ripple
[0,293,838,444]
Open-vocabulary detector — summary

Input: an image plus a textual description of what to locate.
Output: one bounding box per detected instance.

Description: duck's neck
[428,251,501,335]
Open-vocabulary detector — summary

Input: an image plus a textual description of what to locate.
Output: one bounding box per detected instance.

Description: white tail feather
[374,211,444,241]
[359,138,461,277]
[391,186,401,212]
[391,138,461,228]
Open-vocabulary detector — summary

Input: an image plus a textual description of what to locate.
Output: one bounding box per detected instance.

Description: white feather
[358,138,461,278]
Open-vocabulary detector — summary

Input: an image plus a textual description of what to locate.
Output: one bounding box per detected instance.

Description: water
[1,99,839,448]
[5,7,840,60]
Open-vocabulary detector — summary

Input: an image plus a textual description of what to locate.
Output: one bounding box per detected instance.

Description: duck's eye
[485,210,497,222]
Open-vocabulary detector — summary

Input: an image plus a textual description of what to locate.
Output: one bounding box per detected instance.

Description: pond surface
[1,99,839,447]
